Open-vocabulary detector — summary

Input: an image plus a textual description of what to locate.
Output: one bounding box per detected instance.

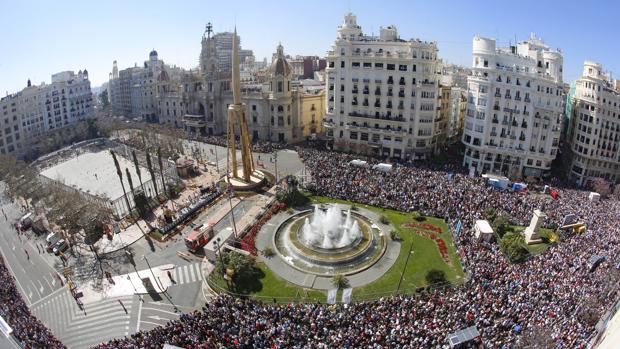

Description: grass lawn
[505,225,554,256]
[209,262,325,303]
[310,196,465,299]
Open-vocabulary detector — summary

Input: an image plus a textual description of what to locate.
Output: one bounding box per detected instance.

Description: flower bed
[240,202,288,255]
[402,222,443,234]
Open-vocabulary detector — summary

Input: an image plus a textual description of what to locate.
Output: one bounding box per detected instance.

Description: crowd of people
[90,147,620,348]
[197,134,286,154]
[0,255,65,349]
[1,142,618,348]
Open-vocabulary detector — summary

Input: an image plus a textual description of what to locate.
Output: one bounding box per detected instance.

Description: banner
[342,288,352,304]
[327,289,337,304]
[455,220,462,236]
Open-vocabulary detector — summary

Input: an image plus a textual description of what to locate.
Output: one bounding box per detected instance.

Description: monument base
[226,168,269,191]
[524,228,543,245]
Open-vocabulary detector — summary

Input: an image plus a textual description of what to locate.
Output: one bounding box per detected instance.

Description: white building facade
[0,71,93,158]
[324,13,442,159]
[567,61,620,185]
[463,34,564,179]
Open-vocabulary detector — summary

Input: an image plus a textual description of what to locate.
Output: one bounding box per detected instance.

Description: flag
[341,288,352,304]
[455,220,462,236]
[327,289,337,304]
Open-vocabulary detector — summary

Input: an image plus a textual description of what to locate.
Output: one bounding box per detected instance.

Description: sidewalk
[77,263,175,304]
[92,220,151,255]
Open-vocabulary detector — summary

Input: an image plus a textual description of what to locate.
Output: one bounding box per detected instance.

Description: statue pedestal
[524,209,546,245]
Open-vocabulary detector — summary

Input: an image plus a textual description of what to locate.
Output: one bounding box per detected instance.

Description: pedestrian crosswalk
[32,289,135,349]
[170,263,203,285]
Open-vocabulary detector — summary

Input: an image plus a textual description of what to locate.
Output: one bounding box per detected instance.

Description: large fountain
[300,206,361,250]
[273,204,387,276]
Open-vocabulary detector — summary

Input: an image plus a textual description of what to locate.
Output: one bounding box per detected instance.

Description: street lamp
[212,237,225,276]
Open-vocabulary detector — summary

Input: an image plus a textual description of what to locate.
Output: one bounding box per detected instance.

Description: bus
[185,223,214,252]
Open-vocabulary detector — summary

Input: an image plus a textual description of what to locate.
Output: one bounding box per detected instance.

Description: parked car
[47,235,62,253]
[45,232,58,244]
[53,239,69,255]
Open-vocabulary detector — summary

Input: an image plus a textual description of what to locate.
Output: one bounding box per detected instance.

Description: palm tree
[132,150,146,193]
[157,146,169,197]
[331,274,350,290]
[110,150,132,216]
[146,151,159,198]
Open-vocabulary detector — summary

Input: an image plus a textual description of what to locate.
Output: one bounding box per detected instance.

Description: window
[398,65,407,71]
[375,63,383,68]
[387,64,395,70]
[352,62,360,67]
[278,81,283,92]
[341,61,345,68]
[363,62,372,68]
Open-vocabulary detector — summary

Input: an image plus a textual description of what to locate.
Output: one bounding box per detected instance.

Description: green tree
[331,274,350,290]
[276,175,308,206]
[492,213,511,238]
[111,150,132,215]
[425,269,447,286]
[484,207,497,221]
[146,151,159,198]
[157,146,169,198]
[132,150,146,193]
[500,232,529,263]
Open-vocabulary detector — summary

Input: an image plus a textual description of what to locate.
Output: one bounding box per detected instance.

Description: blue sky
[1,0,619,93]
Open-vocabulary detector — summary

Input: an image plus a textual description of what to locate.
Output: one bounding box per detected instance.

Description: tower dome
[149,49,158,60]
[270,43,291,77]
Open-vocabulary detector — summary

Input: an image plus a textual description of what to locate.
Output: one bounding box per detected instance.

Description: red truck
[185,223,214,252]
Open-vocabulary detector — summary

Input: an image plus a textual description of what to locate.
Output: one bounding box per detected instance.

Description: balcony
[352,89,358,94]
[348,111,406,122]
[495,92,501,97]
[183,114,206,128]
[492,118,499,124]
[493,105,500,111]
[398,91,405,98]
[363,89,369,94]
[523,111,529,116]
[514,96,521,101]
[490,131,497,137]
[375,90,381,96]
[524,97,531,102]
[387,78,394,84]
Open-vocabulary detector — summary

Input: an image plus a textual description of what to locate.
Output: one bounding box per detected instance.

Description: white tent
[589,192,601,202]
[474,220,494,241]
[348,159,369,168]
[372,163,393,172]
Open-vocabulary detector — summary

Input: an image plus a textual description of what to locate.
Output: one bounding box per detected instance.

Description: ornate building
[566,61,620,185]
[462,34,564,179]
[154,24,325,144]
[323,13,443,160]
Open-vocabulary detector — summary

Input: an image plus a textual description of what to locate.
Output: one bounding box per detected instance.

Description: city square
[0,2,619,349]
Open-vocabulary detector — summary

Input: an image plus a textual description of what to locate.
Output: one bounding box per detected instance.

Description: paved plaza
[40,150,148,201]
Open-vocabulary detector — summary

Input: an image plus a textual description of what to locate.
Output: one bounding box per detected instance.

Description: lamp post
[396,242,414,293]
[212,237,225,276]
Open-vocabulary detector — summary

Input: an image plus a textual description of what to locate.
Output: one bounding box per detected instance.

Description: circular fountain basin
[273,205,387,276]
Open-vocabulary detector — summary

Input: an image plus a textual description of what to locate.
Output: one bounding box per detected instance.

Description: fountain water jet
[300,206,361,249]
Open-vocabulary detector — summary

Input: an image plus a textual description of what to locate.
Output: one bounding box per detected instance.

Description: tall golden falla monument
[227,28,254,182]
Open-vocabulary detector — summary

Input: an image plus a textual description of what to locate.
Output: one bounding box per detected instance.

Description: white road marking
[147,315,168,321]
[38,280,44,293]
[141,307,178,315]
[136,296,143,332]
